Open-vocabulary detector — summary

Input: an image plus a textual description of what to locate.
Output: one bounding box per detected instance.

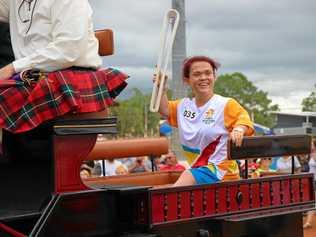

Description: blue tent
[254,123,273,135]
[159,121,172,136]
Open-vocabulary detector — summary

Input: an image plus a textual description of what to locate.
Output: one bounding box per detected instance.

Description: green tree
[301,84,316,112]
[214,72,279,127]
[110,88,160,137]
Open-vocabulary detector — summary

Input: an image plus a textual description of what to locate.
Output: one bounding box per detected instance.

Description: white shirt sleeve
[0,0,9,22]
[294,156,301,168]
[309,157,316,167]
[13,0,93,72]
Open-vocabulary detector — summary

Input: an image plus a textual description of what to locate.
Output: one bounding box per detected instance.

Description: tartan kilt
[0,67,128,133]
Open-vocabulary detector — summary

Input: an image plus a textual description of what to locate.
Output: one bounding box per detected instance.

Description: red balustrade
[179,191,191,219]
[250,183,260,209]
[149,174,315,226]
[282,179,291,205]
[205,187,216,215]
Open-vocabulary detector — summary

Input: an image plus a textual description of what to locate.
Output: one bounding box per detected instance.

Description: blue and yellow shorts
[190,165,220,185]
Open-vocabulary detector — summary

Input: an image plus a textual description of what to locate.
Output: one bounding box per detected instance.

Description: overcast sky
[90,0,315,112]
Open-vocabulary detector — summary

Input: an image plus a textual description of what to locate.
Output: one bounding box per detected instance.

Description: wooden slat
[261,182,271,207]
[151,194,165,223]
[228,185,239,212]
[95,29,114,56]
[192,190,203,217]
[179,191,191,219]
[291,179,301,203]
[250,183,260,209]
[166,193,178,221]
[205,187,216,215]
[85,171,181,188]
[239,184,250,210]
[217,187,227,214]
[228,135,311,160]
[301,177,312,202]
[281,179,291,205]
[271,181,281,206]
[86,137,169,160]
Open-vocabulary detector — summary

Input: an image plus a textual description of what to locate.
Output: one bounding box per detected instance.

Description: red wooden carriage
[0,29,314,237]
[1,116,314,237]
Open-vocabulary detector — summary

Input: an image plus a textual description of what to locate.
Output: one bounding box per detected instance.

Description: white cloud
[90,0,316,112]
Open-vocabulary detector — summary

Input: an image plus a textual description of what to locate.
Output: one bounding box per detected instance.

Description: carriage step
[216,203,316,222]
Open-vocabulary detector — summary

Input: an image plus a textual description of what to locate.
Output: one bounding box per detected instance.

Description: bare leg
[304,211,315,228]
[173,170,196,186]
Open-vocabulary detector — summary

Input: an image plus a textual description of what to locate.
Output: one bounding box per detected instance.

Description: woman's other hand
[0,64,15,80]
[230,125,247,147]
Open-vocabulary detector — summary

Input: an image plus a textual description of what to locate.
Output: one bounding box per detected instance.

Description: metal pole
[171,0,187,159]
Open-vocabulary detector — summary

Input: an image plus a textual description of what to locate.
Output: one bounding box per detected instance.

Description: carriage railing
[145,135,315,227]
[228,134,311,178]
[74,134,315,227]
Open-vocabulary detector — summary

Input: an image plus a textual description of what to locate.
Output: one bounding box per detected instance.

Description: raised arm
[152,73,170,117]
[159,90,169,118]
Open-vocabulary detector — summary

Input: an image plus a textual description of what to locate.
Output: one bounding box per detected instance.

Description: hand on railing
[230,125,247,147]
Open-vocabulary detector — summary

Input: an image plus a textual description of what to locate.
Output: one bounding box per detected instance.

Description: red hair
[182,56,220,79]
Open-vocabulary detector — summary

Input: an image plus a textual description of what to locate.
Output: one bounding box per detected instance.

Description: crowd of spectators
[80,149,188,179]
[80,147,313,180]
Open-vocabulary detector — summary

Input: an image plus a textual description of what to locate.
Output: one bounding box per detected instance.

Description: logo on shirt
[202,108,215,124]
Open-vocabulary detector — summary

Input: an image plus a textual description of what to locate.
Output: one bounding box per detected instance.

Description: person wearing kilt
[0,0,128,160]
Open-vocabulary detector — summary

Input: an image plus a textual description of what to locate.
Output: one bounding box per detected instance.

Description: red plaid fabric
[0,68,128,133]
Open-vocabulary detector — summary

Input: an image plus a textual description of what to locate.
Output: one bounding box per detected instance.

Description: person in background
[149,156,161,171]
[115,165,129,175]
[297,154,310,172]
[80,164,92,179]
[276,155,301,173]
[269,156,280,170]
[304,139,316,228]
[251,158,276,178]
[159,150,186,172]
[155,55,254,186]
[94,159,127,177]
[128,156,152,173]
[238,158,259,178]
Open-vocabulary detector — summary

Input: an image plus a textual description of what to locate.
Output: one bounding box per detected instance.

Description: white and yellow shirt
[168,94,254,181]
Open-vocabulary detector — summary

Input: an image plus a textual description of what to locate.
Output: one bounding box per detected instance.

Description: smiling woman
[153,55,254,186]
